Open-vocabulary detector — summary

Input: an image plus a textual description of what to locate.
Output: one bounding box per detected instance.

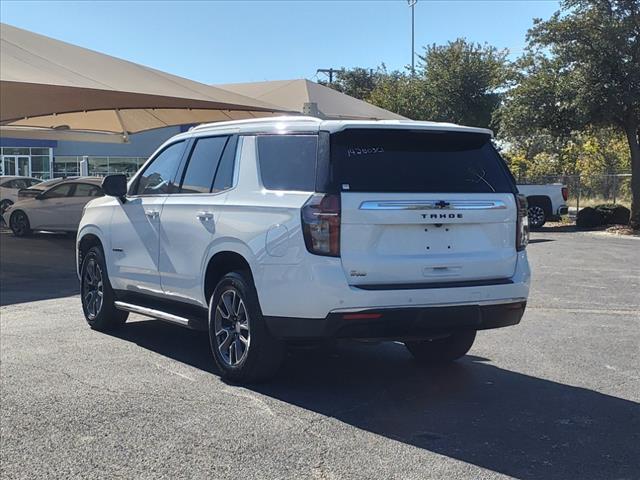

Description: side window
[11,179,28,189]
[73,184,102,197]
[257,135,318,191]
[135,141,186,195]
[180,136,228,194]
[42,183,73,199]
[212,135,238,192]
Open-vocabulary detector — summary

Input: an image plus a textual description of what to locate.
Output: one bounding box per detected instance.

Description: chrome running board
[114,301,191,327]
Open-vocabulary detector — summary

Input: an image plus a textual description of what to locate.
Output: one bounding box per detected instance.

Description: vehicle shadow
[528,238,555,244]
[0,230,78,306]
[535,224,577,233]
[111,319,640,480]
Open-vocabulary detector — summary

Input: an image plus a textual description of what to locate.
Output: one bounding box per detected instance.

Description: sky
[1,0,560,85]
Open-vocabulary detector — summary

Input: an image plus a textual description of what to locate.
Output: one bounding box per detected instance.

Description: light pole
[408,0,417,75]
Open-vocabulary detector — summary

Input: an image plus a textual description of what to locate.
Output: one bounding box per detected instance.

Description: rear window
[257,135,317,191]
[330,129,514,193]
[180,136,229,194]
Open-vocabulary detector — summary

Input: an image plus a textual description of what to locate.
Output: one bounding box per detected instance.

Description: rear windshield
[330,129,514,193]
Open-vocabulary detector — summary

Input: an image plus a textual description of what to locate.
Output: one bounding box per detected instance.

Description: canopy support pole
[114,109,130,143]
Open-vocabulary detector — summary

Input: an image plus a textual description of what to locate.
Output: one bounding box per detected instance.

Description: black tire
[527,204,547,229]
[9,210,32,237]
[80,245,128,331]
[208,271,285,384]
[0,199,13,215]
[405,330,476,364]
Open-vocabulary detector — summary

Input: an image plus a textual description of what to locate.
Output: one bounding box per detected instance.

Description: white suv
[77,117,531,383]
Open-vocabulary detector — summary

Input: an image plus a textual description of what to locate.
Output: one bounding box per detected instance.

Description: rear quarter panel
[207,135,312,307]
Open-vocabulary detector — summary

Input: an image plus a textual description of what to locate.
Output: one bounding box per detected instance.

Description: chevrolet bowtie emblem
[434,200,450,209]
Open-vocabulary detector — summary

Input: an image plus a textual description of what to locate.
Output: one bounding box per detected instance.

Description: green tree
[318,67,383,101]
[322,39,509,128]
[504,0,640,227]
[367,71,428,120]
[498,54,581,140]
[417,39,509,129]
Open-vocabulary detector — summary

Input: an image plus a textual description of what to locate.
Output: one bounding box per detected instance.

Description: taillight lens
[561,186,568,201]
[301,193,341,257]
[516,194,529,251]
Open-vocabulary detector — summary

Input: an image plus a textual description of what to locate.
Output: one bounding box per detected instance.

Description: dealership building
[0,126,182,179]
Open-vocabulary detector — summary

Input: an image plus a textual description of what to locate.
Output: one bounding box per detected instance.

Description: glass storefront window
[1,147,30,156]
[109,157,143,175]
[2,157,16,175]
[48,155,146,178]
[1,147,53,178]
[30,148,50,156]
[53,156,80,177]
[30,156,51,179]
[89,157,109,176]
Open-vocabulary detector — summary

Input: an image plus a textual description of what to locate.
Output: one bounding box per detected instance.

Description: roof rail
[190,115,321,132]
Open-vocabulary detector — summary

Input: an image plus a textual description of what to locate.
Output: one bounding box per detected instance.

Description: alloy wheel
[83,258,104,320]
[10,212,28,235]
[528,205,545,228]
[214,289,250,366]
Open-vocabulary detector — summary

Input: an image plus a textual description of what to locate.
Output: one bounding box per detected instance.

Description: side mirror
[35,192,44,200]
[102,174,127,198]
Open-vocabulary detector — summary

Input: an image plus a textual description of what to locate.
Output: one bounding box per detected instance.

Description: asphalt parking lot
[1,228,639,479]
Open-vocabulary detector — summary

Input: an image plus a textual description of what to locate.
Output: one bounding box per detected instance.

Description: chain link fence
[517,173,632,214]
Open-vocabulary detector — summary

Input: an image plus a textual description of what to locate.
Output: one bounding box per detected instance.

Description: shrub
[593,204,630,225]
[576,207,605,229]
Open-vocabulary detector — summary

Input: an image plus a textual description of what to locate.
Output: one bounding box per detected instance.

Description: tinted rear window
[180,136,228,194]
[330,129,514,193]
[257,135,317,191]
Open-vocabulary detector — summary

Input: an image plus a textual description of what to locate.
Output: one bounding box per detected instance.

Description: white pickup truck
[517,183,569,228]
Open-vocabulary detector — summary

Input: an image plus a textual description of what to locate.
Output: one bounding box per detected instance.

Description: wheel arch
[204,250,256,304]
[526,195,552,217]
[77,228,106,278]
[8,208,30,232]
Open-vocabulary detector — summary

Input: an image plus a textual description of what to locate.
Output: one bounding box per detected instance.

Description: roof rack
[190,115,321,132]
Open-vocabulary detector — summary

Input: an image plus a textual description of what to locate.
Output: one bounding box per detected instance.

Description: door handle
[145,210,159,219]
[196,211,214,221]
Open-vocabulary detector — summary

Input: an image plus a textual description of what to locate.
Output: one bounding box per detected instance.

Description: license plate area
[376,224,466,255]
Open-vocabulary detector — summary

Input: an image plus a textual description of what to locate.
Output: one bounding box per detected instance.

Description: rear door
[60,183,103,230]
[331,128,518,287]
[158,134,238,305]
[28,182,74,229]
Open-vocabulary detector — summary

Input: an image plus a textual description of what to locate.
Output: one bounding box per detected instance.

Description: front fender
[76,210,111,279]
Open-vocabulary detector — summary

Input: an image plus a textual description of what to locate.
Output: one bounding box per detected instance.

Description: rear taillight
[301,193,341,257]
[516,194,529,251]
[561,186,568,201]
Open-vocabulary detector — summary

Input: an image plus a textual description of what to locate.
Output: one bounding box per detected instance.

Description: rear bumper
[256,251,530,320]
[265,300,526,340]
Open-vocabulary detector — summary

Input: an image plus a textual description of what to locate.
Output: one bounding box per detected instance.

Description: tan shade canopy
[0,23,287,138]
[218,78,407,121]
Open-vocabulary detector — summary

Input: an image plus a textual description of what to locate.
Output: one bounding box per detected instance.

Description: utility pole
[316,68,338,83]
[408,0,417,75]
